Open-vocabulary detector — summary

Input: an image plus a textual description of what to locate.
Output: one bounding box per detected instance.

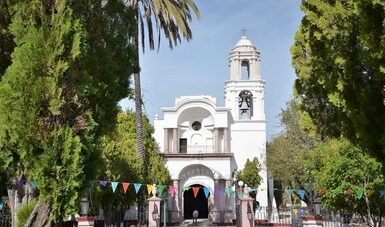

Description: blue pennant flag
[203,187,210,199]
[134,183,142,194]
[287,188,293,196]
[299,189,306,199]
[111,182,119,193]
[31,181,37,189]
[0,202,3,210]
[379,190,385,197]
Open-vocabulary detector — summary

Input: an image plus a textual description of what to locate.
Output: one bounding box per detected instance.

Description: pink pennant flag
[168,186,176,197]
[122,182,129,193]
[192,187,200,198]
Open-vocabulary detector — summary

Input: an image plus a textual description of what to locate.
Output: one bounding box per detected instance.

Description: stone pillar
[223,180,233,223]
[223,128,229,153]
[172,128,178,153]
[240,197,254,227]
[76,217,95,227]
[212,179,225,224]
[148,197,161,227]
[169,180,181,223]
[214,128,219,153]
[164,128,169,153]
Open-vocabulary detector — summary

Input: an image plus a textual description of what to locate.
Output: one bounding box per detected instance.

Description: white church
[153,35,274,223]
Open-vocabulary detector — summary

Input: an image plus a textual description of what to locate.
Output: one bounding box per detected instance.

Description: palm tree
[131,0,200,163]
[130,1,199,225]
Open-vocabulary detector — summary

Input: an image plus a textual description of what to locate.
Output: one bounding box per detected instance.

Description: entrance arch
[178,164,224,221]
[183,184,210,219]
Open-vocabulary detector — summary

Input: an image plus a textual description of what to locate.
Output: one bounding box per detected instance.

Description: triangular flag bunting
[134,183,142,194]
[158,185,166,196]
[168,186,176,197]
[122,182,129,193]
[215,187,223,199]
[366,189,375,197]
[111,181,119,193]
[31,181,37,189]
[183,186,191,191]
[147,184,154,196]
[88,180,95,192]
[99,180,109,187]
[203,187,210,199]
[299,189,305,199]
[225,187,233,198]
[287,188,293,196]
[192,187,200,198]
[355,189,364,199]
[379,189,385,197]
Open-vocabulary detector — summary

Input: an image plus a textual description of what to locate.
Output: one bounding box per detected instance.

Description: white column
[172,128,178,153]
[223,128,229,153]
[214,128,219,153]
[164,128,169,153]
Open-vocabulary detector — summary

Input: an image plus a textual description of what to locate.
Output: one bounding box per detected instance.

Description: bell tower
[224,35,265,121]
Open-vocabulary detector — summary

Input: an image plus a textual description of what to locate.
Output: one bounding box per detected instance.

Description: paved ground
[175,219,235,226]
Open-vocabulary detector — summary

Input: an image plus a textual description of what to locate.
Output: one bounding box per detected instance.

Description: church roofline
[161,96,231,113]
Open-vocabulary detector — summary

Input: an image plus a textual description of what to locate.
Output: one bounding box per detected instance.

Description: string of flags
[286,188,385,199]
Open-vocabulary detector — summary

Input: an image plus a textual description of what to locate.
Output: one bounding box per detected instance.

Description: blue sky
[119,0,303,139]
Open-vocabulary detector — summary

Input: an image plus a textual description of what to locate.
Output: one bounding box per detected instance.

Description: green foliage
[0,0,136,222]
[291,0,385,158]
[91,111,170,222]
[16,199,37,227]
[267,100,319,189]
[31,126,83,221]
[236,158,262,189]
[315,139,385,224]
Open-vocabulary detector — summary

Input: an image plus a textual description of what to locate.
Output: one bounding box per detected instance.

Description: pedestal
[240,197,254,227]
[148,197,161,227]
[76,217,95,227]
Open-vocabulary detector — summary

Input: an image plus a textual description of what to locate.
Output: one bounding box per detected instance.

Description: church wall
[165,158,232,180]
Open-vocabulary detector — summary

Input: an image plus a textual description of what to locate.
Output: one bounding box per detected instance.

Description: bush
[16,199,37,227]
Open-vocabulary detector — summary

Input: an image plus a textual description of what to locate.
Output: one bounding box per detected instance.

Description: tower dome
[233,35,255,49]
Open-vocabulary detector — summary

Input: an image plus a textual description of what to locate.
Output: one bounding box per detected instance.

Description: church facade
[153,35,273,223]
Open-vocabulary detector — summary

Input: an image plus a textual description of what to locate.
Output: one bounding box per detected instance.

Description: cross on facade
[241,27,247,36]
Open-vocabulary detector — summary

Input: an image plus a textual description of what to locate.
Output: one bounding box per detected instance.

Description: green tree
[236,158,262,190]
[91,111,170,225]
[267,99,320,206]
[0,0,136,225]
[291,0,385,159]
[315,139,385,227]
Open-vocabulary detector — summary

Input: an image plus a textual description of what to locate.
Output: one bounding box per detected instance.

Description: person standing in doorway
[192,209,199,225]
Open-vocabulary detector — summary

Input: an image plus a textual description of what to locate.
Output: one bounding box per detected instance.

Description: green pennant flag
[183,186,191,191]
[158,185,166,196]
[355,189,364,199]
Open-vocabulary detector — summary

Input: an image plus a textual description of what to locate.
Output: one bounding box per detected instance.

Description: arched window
[238,90,253,119]
[241,60,250,80]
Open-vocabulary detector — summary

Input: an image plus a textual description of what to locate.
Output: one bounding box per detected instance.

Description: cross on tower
[241,27,247,36]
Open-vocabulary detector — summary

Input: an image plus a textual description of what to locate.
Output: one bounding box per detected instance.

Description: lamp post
[233,169,245,227]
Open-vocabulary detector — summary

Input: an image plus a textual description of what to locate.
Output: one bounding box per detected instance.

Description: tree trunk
[134,71,144,160]
[24,200,51,227]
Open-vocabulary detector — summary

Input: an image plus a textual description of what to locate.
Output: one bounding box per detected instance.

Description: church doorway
[183,184,209,219]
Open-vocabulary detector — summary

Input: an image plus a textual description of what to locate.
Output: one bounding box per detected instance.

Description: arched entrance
[183,184,210,219]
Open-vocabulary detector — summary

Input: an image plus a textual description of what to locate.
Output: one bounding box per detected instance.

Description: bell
[239,99,249,110]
